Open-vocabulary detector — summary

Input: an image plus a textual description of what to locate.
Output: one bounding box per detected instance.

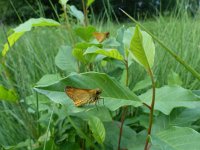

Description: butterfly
[65,86,102,107]
[93,32,109,43]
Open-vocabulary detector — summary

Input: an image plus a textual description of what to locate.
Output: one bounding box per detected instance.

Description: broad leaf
[74,26,96,42]
[170,107,200,126]
[36,74,62,87]
[71,107,112,122]
[129,25,155,68]
[123,27,135,51]
[34,72,142,112]
[104,121,145,150]
[102,37,120,47]
[84,46,124,61]
[72,43,102,63]
[0,85,18,102]
[116,26,125,55]
[2,18,60,56]
[55,46,78,72]
[88,116,105,144]
[151,126,200,150]
[69,5,84,25]
[132,76,151,91]
[140,85,200,115]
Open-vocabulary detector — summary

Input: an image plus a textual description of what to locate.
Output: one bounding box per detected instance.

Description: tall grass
[143,16,200,89]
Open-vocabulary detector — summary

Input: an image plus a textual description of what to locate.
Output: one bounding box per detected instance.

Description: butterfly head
[95,88,102,95]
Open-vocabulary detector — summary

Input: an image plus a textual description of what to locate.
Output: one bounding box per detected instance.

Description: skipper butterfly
[65,86,102,107]
[93,32,109,43]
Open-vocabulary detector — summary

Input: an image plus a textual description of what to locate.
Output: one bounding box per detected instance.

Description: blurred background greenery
[1,0,200,24]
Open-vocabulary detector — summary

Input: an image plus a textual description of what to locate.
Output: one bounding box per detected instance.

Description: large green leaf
[69,5,84,25]
[140,85,200,115]
[2,18,60,56]
[0,85,18,102]
[170,107,200,126]
[88,116,105,144]
[116,26,125,55]
[36,74,62,87]
[84,46,124,61]
[129,25,155,68]
[74,26,96,42]
[132,76,151,91]
[34,72,142,112]
[123,27,135,52]
[71,107,112,122]
[151,126,200,150]
[102,38,120,48]
[55,46,78,72]
[72,42,102,63]
[104,121,146,150]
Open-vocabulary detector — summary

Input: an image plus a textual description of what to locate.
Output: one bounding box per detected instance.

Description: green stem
[144,68,156,150]
[120,8,200,81]
[117,59,129,150]
[82,0,88,26]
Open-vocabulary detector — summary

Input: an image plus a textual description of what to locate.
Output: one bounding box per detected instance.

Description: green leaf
[72,42,102,63]
[72,48,87,63]
[170,107,200,126]
[36,74,62,87]
[123,27,135,51]
[88,116,105,144]
[87,0,95,7]
[151,126,200,150]
[104,121,145,150]
[69,5,84,25]
[84,46,124,61]
[132,76,151,91]
[74,26,96,42]
[2,18,60,56]
[55,46,78,72]
[0,85,18,102]
[34,72,142,112]
[102,37,120,47]
[72,107,112,122]
[167,70,183,86]
[129,25,155,68]
[140,85,200,115]
[116,26,125,55]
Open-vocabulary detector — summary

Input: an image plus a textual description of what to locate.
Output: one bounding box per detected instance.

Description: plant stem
[82,0,88,26]
[118,107,128,150]
[144,68,156,150]
[117,59,129,150]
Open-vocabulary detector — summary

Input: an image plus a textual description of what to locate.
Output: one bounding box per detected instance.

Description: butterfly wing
[93,32,109,43]
[65,87,93,106]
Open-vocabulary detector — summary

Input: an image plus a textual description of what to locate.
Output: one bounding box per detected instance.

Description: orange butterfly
[65,86,102,107]
[93,32,109,43]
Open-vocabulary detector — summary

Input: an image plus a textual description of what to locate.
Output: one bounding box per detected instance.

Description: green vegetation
[0,1,200,150]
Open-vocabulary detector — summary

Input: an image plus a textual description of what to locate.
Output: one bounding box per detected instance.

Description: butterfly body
[65,86,102,106]
[93,32,109,43]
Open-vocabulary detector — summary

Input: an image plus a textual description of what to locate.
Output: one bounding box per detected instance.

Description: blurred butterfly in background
[93,32,109,43]
[65,86,102,107]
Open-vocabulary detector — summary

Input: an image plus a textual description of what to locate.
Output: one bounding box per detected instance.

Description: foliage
[0,2,200,150]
